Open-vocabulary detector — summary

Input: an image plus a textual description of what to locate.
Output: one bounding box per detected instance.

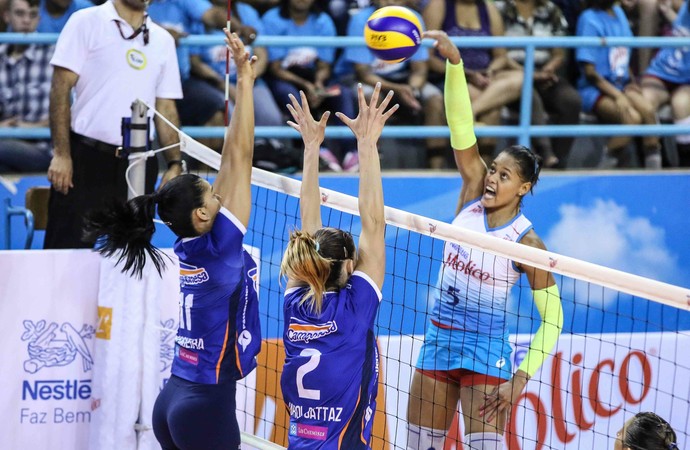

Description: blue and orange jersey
[171,207,261,384]
[281,272,382,450]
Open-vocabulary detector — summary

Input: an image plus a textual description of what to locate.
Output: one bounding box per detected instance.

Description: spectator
[44,0,183,249]
[242,0,280,15]
[1,0,9,31]
[576,0,661,168]
[0,0,54,173]
[263,0,358,171]
[497,0,582,168]
[614,412,678,450]
[147,0,229,151]
[37,0,93,33]
[339,0,448,168]
[642,0,690,165]
[424,0,525,161]
[194,0,283,129]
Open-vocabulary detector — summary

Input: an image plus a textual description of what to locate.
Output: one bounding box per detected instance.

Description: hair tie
[669,443,678,450]
[343,246,348,259]
[314,241,320,253]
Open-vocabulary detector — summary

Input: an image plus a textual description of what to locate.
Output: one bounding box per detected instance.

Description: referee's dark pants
[44,131,158,249]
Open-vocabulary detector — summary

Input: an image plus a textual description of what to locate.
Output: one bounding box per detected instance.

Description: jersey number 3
[297,348,321,400]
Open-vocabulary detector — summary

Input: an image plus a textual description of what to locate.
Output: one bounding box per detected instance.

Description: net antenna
[142,100,690,309]
[225,0,232,128]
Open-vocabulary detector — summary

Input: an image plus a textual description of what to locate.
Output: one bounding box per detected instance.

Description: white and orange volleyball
[364,6,423,63]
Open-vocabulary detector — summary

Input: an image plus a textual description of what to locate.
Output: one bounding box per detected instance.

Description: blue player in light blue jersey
[642,0,690,165]
[406,31,563,450]
[83,31,259,450]
[279,83,398,449]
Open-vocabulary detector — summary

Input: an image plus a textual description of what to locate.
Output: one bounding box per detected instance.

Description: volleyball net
[173,128,690,450]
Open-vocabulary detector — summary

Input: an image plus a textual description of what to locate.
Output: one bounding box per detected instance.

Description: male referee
[45,0,183,248]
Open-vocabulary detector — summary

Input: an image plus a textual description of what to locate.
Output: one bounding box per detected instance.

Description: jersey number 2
[297,348,321,400]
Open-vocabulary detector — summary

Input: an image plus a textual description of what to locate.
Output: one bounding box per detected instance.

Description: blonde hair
[280,228,356,315]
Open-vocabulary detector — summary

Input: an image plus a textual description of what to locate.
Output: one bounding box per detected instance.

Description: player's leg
[407,369,460,450]
[460,380,507,450]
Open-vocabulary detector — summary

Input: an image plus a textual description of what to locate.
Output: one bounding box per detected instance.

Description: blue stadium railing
[1,33,689,147]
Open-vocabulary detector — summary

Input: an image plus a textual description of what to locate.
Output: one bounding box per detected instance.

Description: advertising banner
[0,250,100,449]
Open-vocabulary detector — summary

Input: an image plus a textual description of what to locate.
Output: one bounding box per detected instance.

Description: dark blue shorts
[152,375,241,450]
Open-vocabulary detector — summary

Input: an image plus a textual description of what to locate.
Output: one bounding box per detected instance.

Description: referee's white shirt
[51,0,183,146]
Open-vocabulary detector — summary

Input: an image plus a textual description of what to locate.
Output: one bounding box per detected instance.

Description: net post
[124,100,149,199]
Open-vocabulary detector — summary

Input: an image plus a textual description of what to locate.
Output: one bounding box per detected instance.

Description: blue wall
[3,172,689,336]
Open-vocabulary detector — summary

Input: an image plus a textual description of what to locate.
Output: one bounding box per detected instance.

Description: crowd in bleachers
[0,0,688,173]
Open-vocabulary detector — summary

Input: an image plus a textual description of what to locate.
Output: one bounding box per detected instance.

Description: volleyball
[364,6,423,63]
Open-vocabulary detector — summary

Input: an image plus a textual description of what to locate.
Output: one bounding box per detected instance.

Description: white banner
[379,333,690,450]
[1,250,688,450]
[0,250,100,450]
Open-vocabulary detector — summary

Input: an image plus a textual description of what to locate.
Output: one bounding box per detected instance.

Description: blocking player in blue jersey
[82,31,259,450]
[278,83,397,449]
[406,31,564,450]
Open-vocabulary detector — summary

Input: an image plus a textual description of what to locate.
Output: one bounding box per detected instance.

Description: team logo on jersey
[443,253,491,281]
[179,262,209,286]
[289,421,328,441]
[238,329,252,351]
[495,357,506,368]
[126,49,147,70]
[21,320,95,374]
[287,319,338,343]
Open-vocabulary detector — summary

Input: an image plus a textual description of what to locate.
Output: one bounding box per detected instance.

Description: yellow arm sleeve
[517,284,564,378]
[444,59,477,151]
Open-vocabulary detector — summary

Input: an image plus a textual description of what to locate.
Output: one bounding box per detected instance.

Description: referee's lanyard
[115,13,150,46]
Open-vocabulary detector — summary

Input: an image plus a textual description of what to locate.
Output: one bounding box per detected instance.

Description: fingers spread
[319,111,331,125]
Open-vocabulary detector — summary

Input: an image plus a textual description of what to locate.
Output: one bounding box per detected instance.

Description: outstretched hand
[336,82,398,145]
[424,30,461,65]
[286,91,330,151]
[224,29,257,80]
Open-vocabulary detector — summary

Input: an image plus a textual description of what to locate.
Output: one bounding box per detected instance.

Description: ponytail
[280,230,332,314]
[280,227,357,315]
[83,193,167,278]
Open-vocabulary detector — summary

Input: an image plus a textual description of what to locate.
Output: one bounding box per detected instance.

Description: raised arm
[213,30,257,228]
[285,91,330,234]
[336,83,398,289]
[425,30,487,214]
